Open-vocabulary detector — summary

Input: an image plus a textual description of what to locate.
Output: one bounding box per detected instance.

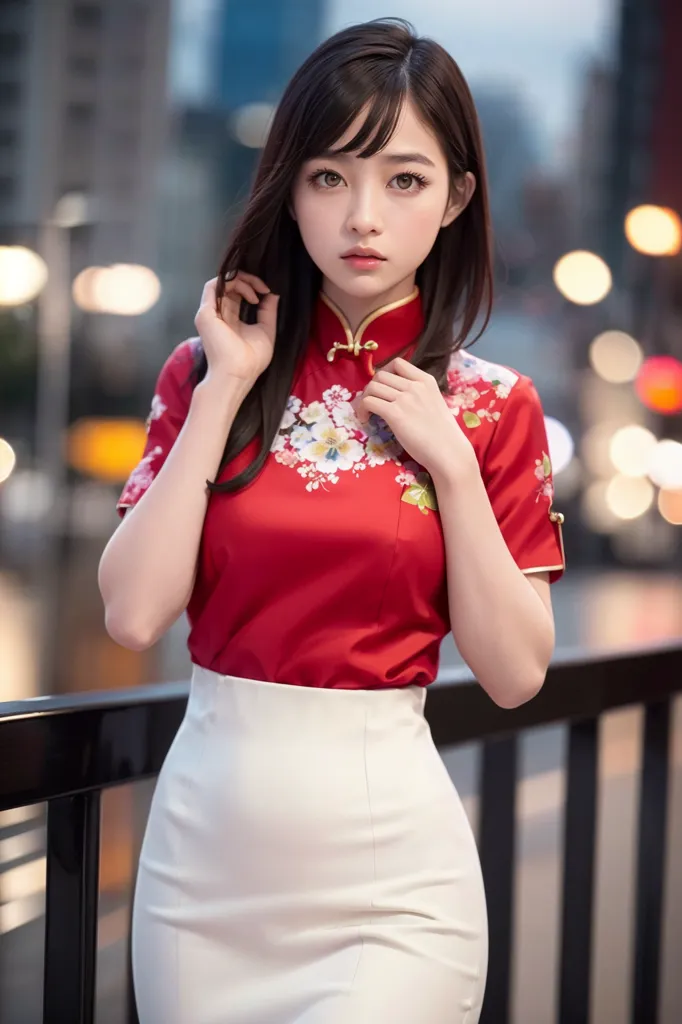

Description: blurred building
[158,0,326,343]
[472,85,541,246]
[572,59,614,254]
[0,0,172,385]
[603,0,682,284]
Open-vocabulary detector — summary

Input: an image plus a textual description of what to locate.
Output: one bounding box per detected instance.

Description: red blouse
[116,288,565,689]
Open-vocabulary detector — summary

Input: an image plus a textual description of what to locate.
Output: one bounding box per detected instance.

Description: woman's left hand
[354,358,479,483]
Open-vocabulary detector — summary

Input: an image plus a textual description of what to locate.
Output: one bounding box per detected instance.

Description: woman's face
[290,96,475,311]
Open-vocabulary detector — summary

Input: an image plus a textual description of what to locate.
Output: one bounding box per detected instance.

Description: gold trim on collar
[320,287,420,363]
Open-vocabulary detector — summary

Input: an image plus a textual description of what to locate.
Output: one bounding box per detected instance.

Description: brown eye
[395,174,414,190]
[322,172,341,187]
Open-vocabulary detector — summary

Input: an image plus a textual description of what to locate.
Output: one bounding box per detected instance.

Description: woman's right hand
[194,271,280,388]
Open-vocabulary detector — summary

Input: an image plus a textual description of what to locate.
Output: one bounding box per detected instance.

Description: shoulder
[155,336,203,392]
[444,349,535,433]
[161,336,203,376]
[148,337,203,424]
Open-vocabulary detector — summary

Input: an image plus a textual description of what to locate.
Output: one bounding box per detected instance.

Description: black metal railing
[1,640,680,1024]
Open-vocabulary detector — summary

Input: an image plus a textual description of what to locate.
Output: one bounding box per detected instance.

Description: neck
[321,273,418,335]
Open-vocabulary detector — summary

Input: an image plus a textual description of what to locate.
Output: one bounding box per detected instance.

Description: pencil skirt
[131,665,488,1023]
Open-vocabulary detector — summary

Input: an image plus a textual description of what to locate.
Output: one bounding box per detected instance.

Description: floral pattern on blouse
[118,445,163,506]
[444,350,518,428]
[145,394,168,432]
[270,386,404,492]
[268,350,526,509]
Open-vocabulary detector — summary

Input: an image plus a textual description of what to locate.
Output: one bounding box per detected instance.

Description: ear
[287,197,297,222]
[441,172,476,229]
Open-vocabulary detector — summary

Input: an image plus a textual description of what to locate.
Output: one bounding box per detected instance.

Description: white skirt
[131,665,488,1024]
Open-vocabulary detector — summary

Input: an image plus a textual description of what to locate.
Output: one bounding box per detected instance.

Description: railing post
[558,717,598,1024]
[478,734,518,1024]
[632,699,670,1024]
[43,792,101,1024]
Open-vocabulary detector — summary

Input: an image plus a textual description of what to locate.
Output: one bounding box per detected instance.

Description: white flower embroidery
[322,384,352,406]
[145,394,167,431]
[365,435,401,467]
[289,425,312,449]
[446,351,518,429]
[300,423,365,474]
[330,400,360,431]
[299,401,330,425]
[122,446,163,500]
[280,407,296,430]
[269,351,523,502]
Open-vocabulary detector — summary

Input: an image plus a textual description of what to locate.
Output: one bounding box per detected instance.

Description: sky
[326,0,617,167]
[170,0,617,169]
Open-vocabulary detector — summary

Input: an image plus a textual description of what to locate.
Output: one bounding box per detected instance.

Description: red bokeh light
[635,356,682,414]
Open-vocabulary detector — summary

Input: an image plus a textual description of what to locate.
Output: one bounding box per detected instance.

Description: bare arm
[99,270,279,651]
[98,375,245,650]
[433,462,556,708]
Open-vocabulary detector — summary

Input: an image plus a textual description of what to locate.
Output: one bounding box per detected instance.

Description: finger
[384,356,425,381]
[223,280,261,305]
[365,380,401,403]
[228,270,271,293]
[256,291,280,337]
[362,395,395,418]
[372,369,411,391]
[200,277,218,306]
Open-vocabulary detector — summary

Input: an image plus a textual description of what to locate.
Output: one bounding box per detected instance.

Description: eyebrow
[315,150,436,168]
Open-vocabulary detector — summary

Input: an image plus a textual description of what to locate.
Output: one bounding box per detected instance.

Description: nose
[344,182,383,237]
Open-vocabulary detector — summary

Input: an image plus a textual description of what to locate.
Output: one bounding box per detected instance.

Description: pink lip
[341,248,386,260]
[342,255,384,270]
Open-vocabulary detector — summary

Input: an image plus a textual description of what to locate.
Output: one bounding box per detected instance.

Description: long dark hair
[192,17,493,495]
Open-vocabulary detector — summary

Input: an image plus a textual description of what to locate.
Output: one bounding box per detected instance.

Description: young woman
[99,17,565,1024]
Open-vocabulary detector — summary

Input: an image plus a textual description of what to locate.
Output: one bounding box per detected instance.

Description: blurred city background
[1,0,681,1021]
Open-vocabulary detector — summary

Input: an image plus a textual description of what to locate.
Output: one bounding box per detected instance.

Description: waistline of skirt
[187,663,428,741]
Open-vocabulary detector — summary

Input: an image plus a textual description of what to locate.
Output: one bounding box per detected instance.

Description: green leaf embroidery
[542,453,552,478]
[462,411,481,428]
[401,472,439,515]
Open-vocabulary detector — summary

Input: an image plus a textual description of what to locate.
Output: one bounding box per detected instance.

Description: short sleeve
[482,375,566,583]
[115,338,199,518]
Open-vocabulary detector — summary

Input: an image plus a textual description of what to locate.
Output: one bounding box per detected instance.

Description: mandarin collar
[311,287,424,378]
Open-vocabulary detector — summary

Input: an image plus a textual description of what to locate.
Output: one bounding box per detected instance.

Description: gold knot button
[327,338,379,362]
[549,510,565,525]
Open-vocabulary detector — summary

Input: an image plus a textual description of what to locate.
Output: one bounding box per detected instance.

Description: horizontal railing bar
[426,642,682,748]
[1,643,681,811]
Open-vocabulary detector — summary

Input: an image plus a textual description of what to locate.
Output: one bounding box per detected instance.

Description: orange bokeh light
[635,356,682,415]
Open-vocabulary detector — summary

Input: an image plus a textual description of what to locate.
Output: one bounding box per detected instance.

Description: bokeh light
[0,246,48,306]
[624,204,682,256]
[635,355,682,414]
[581,480,621,533]
[73,264,161,315]
[609,424,658,477]
[72,266,105,312]
[230,102,276,148]
[606,474,655,520]
[582,422,621,478]
[67,418,149,482]
[588,330,643,383]
[552,250,612,305]
[544,416,574,474]
[647,439,682,490]
[0,468,52,523]
[658,489,682,526]
[0,438,17,483]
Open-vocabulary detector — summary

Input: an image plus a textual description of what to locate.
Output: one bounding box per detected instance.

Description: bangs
[302,69,409,161]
